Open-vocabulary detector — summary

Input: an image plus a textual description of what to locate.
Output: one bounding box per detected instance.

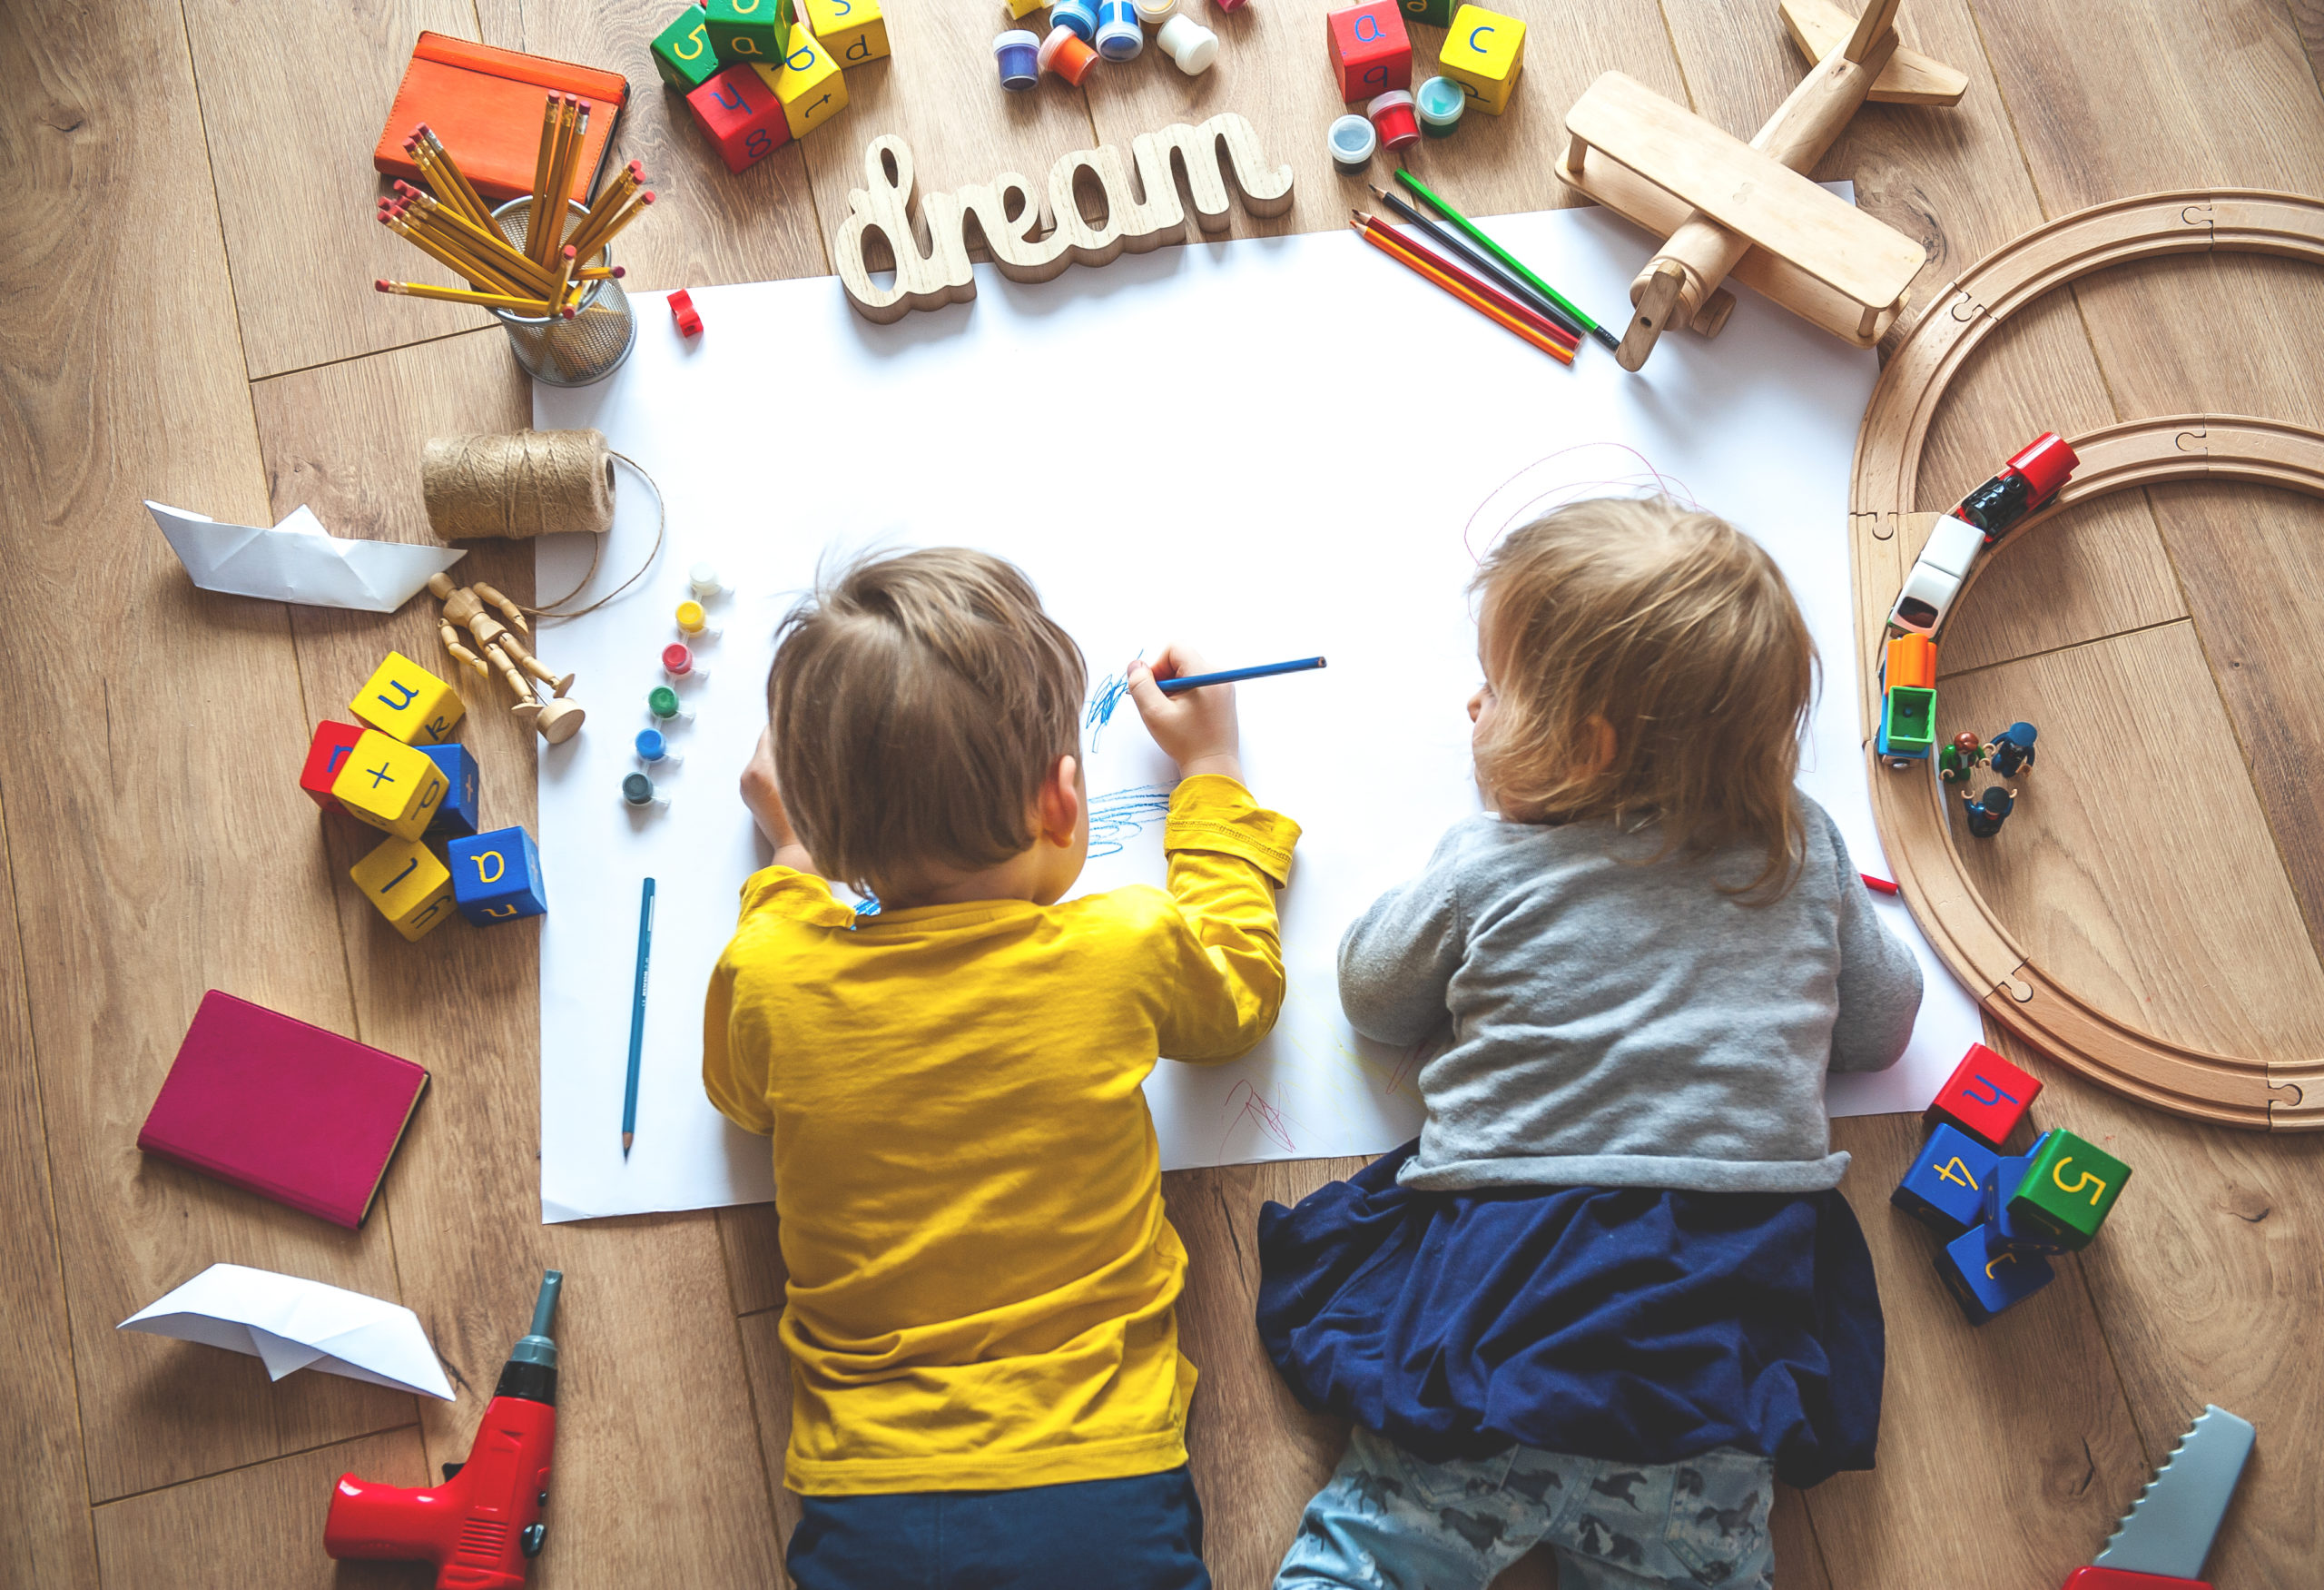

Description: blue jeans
[1276,1428,1775,1590]
[788,1466,1210,1590]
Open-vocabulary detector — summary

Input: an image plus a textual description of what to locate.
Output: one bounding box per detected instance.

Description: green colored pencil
[1394,169,1619,351]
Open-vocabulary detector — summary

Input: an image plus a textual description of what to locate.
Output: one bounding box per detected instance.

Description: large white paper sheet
[532,198,1984,1222]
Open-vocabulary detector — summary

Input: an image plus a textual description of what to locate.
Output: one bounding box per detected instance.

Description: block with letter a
[448,826,547,925]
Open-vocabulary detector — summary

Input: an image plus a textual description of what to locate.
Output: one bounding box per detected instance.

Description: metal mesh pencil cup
[489,196,636,388]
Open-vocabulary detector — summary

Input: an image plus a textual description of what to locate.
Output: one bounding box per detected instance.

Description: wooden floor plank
[472,0,831,288]
[180,0,486,379]
[0,0,421,1506]
[736,1307,806,1585]
[720,1202,788,1318]
[1085,0,1685,242]
[0,787,99,1588]
[250,331,784,1588]
[92,1429,425,1590]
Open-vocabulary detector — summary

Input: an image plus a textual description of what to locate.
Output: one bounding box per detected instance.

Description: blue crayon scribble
[1084,656,1143,749]
[1088,784,1173,860]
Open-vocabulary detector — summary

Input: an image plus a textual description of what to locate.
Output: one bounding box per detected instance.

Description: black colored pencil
[1368,184,1586,342]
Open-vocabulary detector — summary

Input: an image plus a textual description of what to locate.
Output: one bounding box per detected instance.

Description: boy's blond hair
[767,548,1087,899]
[1472,498,1815,899]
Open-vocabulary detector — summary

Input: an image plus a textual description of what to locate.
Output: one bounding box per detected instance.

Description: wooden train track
[1848,190,2324,1129]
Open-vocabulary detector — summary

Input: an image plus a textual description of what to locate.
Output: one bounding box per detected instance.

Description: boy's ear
[1036,754,1081,846]
[1583,713,1618,775]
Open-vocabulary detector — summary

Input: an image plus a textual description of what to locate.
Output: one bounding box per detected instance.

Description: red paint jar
[1367,89,1420,152]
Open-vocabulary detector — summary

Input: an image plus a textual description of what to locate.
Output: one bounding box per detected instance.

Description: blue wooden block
[420,744,480,839]
[1980,1133,2066,1253]
[448,826,546,924]
[1891,1123,1999,1237]
[1937,1224,2053,1324]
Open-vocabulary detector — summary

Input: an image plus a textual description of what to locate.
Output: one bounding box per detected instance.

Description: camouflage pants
[1275,1427,1776,1590]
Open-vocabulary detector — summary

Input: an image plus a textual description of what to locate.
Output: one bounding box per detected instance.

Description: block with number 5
[686,64,793,173]
[2008,1129,2129,1250]
[1891,1123,1998,1237]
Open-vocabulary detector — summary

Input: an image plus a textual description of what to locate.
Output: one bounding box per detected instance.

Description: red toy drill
[326,1269,563,1588]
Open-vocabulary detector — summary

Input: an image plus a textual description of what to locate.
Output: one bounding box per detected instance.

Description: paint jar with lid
[1327,114,1377,174]
[1094,0,1144,57]
[1416,75,1465,136]
[1133,0,1175,19]
[1038,24,1101,84]
[1049,0,1098,40]
[994,29,1040,91]
[1367,89,1420,153]
[1156,14,1216,72]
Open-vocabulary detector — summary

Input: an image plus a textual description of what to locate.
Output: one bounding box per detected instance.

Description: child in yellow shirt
[703,548,1301,1590]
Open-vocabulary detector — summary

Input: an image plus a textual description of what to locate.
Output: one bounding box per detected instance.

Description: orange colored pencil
[1350,217,1574,364]
[1354,212,1579,351]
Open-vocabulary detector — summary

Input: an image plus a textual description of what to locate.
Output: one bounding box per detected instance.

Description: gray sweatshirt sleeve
[1821,808,1923,1072]
[1336,824,1470,1047]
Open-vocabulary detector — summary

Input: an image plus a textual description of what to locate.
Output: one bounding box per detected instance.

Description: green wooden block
[1398,0,1457,24]
[652,6,722,92]
[2007,1129,2130,1249]
[705,0,791,65]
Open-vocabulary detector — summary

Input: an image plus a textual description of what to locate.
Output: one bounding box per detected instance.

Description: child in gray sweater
[1260,498,1921,1590]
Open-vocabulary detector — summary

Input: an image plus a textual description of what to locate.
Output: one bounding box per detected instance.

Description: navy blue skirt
[1256,1143,1884,1489]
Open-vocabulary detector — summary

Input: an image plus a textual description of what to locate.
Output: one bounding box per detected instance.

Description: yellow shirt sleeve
[702,865,858,1136]
[1151,774,1303,1062]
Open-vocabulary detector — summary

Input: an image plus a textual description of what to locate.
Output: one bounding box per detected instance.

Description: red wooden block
[1924,1042,2042,1149]
[2059,1571,2209,1589]
[684,64,792,173]
[1326,2,1411,101]
[299,720,367,810]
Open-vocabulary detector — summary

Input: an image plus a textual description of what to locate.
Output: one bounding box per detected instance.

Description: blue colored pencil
[1157,657,1327,695]
[621,876,655,1157]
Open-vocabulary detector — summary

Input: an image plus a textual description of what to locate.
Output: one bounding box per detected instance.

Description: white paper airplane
[147,499,466,614]
[119,1263,455,1399]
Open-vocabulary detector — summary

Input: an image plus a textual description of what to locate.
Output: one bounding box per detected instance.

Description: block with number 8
[687,64,793,173]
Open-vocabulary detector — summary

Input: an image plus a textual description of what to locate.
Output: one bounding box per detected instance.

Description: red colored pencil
[1861,873,1899,894]
[1354,211,1579,351]
[1351,216,1575,365]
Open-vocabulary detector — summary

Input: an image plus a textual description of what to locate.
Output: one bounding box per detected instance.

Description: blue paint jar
[1049,0,1098,41]
[994,28,1040,91]
[1327,114,1377,174]
[1417,74,1466,137]
[635,728,668,762]
[1094,0,1143,58]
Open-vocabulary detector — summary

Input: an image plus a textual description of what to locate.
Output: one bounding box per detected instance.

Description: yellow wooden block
[801,0,887,64]
[350,651,465,746]
[1438,5,1524,114]
[332,731,451,842]
[1005,0,1041,15]
[753,28,847,139]
[350,835,456,942]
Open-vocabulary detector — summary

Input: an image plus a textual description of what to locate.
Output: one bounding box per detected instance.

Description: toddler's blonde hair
[1472,497,1815,900]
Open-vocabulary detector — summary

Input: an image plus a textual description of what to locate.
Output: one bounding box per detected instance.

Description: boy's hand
[741,726,821,874]
[1127,644,1243,785]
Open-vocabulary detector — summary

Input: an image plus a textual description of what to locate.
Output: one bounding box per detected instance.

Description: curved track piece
[1849,191,2324,1130]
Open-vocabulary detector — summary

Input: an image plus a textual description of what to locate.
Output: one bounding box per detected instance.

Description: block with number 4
[705,0,792,64]
[1891,1123,1997,1237]
[801,0,887,64]
[2008,1129,2129,1250]
[687,64,793,173]
[652,5,722,91]
[1438,4,1524,114]
[1937,1224,2053,1325]
[350,835,455,943]
[1924,1042,2041,1149]
[331,731,449,843]
[1325,3,1411,102]
[754,28,847,139]
[350,652,464,746]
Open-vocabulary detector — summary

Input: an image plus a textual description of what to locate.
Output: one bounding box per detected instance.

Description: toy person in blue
[1259,500,1919,1590]
[1963,784,2015,839]
[1985,721,2038,777]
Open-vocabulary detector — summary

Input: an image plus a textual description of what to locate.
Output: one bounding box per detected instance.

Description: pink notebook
[138,991,430,1230]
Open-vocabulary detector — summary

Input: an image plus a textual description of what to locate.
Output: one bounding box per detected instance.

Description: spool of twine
[422,429,616,541]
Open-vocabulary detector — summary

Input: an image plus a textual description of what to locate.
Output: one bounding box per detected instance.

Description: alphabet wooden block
[331,731,450,843]
[756,28,847,139]
[688,64,793,172]
[801,0,887,64]
[2008,1129,2129,1250]
[652,5,723,91]
[704,0,792,64]
[1923,1042,2041,1149]
[1438,5,1523,114]
[448,826,547,924]
[1890,1123,1997,1237]
[1936,1224,2053,1325]
[1981,1144,2065,1254]
[350,652,464,746]
[299,720,367,810]
[1325,3,1411,102]
[1398,0,1455,24]
[350,835,455,943]
[420,743,481,839]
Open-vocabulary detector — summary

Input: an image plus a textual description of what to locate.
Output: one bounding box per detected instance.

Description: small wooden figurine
[1987,721,2038,777]
[427,572,586,743]
[1937,730,1985,785]
[1962,783,2015,839]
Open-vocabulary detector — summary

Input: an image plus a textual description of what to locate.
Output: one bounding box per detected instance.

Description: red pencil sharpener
[669,288,703,338]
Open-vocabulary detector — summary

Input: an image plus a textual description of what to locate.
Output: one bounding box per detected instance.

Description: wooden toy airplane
[1557,0,1966,370]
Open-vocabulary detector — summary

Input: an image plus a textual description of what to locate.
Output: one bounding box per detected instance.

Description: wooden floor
[5,1,2323,1585]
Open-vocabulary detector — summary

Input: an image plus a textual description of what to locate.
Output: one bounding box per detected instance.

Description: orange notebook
[375,32,628,205]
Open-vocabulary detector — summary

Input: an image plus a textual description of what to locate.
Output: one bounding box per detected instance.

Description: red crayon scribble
[1222,1080,1296,1155]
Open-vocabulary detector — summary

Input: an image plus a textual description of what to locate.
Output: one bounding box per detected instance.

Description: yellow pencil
[526,93,560,256]
[579,190,655,254]
[378,279,553,312]
[418,124,495,228]
[396,185,558,291]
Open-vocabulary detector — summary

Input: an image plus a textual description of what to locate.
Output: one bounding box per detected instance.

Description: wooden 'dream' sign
[1850,188,2324,1131]
[832,113,1295,322]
